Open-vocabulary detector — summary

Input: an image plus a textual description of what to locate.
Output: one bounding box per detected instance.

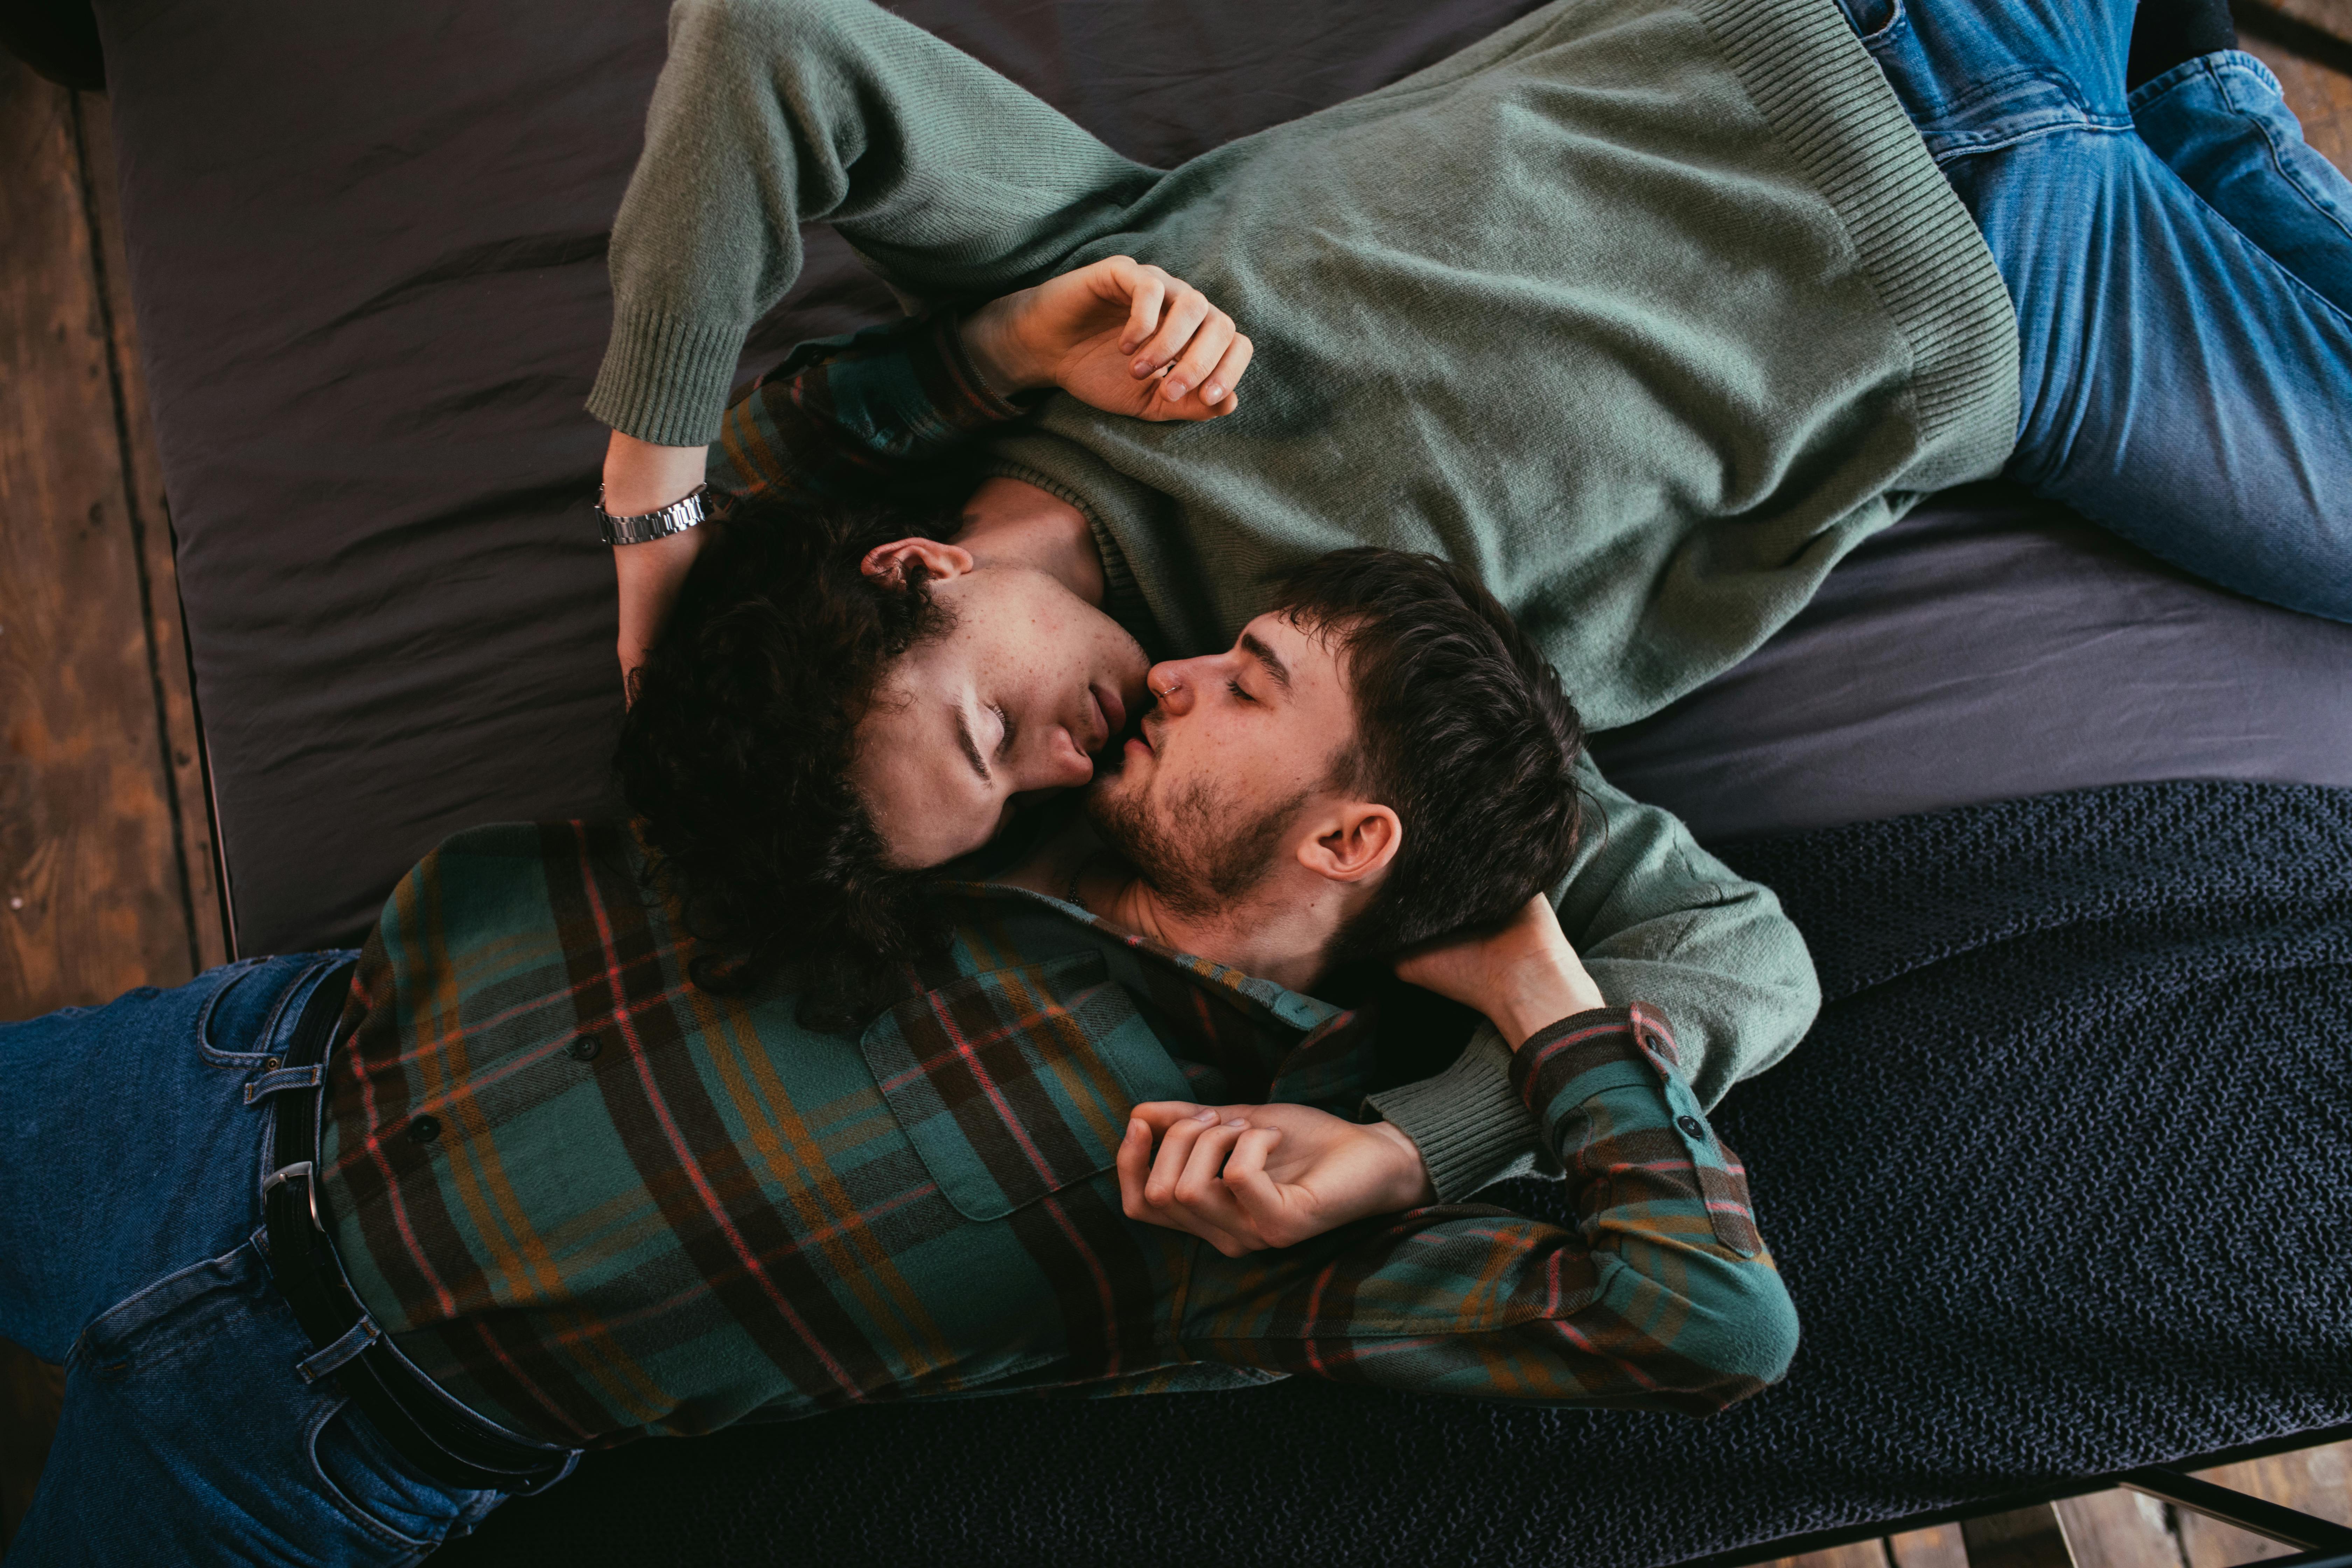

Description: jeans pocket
[307,1396,491,1556]
[1838,0,1904,48]
[195,956,284,1065]
[75,1243,257,1381]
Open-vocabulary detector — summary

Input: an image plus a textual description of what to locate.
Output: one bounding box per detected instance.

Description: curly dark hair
[623,505,1584,1028]
[616,488,965,1029]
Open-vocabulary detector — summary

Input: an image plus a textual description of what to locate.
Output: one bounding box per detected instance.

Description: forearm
[1365,1025,1551,1199]
[1366,757,1816,1197]
[1366,954,1600,1200]
[604,431,709,514]
[1556,755,1820,1107]
[1361,888,1602,1200]
[589,0,1149,447]
[1185,1007,1799,1413]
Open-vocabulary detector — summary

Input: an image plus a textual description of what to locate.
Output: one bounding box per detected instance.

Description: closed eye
[1226,679,1254,703]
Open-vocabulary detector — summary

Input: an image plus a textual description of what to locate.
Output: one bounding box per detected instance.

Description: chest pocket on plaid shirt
[861,952,1196,1222]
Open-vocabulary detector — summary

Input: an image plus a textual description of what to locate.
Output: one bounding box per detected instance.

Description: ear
[862,537,975,588]
[1296,802,1402,886]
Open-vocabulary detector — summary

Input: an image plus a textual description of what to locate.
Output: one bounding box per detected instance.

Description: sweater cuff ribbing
[1365,1025,1547,1202]
[587,307,750,448]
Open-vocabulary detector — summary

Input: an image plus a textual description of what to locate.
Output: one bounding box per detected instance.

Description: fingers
[1196,332,1254,412]
[1128,1100,1209,1132]
[1218,1127,1300,1245]
[1172,1117,1251,1210]
[1120,1107,1291,1257]
[1158,306,1235,406]
[1147,1108,1223,1206]
[1115,1115,1157,1213]
[1129,283,1212,384]
[1113,260,1168,358]
[1121,1115,1255,1255]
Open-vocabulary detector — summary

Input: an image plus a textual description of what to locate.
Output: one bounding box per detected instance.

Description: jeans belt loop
[246,1062,327,1105]
[297,1316,381,1384]
[264,958,580,1492]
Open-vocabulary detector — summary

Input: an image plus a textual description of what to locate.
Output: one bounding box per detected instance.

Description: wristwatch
[596,484,710,546]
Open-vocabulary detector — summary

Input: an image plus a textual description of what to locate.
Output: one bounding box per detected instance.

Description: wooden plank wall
[0,49,226,1552]
[2,1,2351,1558]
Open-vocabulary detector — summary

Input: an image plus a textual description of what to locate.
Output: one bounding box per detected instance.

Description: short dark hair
[1267,548,1587,960]
[616,488,962,1028]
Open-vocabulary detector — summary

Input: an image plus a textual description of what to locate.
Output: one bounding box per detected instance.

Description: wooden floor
[3,6,2351,1560]
[1754,1439,2352,1568]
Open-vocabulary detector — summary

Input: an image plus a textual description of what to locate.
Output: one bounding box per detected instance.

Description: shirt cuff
[1508,1005,1673,1131]
[1365,1024,1548,1202]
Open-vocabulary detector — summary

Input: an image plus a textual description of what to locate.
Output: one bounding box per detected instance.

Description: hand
[1392,894,1607,1049]
[1117,1100,1435,1258]
[960,256,1253,423]
[603,430,713,699]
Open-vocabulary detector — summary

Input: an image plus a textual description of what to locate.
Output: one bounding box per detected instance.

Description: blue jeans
[0,957,536,1566]
[1841,0,2352,620]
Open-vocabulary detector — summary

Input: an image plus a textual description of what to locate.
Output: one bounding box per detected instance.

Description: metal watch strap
[597,483,709,546]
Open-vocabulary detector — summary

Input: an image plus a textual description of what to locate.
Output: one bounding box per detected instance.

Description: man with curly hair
[578,0,2352,1170]
[3,542,1799,1563]
[604,253,1824,1153]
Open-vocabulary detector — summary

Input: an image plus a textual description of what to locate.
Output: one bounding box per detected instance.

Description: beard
[1087,766,1307,922]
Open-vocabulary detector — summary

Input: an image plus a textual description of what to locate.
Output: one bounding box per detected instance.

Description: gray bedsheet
[88,0,2352,954]
[1590,482,2352,840]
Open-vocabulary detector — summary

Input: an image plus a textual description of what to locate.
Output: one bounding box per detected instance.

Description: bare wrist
[957,300,1043,397]
[1491,960,1608,1051]
[1366,1119,1437,1208]
[602,430,709,517]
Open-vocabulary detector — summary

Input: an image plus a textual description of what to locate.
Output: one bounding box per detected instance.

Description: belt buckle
[262,1160,323,1231]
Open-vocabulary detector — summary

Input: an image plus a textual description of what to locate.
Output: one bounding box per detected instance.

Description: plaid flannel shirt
[318,823,1797,1449]
[707,313,1023,504]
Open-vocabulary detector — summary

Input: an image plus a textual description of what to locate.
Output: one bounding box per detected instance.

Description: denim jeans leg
[15,1239,502,1567]
[1837,1,2352,621]
[2130,50,2352,312]
[1835,0,2134,126]
[1947,125,2352,621]
[0,955,317,1358]
[3,960,511,1564]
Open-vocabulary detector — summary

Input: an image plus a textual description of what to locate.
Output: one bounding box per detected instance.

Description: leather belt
[261,960,576,1493]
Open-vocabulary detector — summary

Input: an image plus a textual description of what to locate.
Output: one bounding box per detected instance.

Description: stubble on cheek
[1183,776,1303,904]
[1090,765,1304,920]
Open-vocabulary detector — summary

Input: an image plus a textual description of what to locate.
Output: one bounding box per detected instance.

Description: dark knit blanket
[440,781,2352,1568]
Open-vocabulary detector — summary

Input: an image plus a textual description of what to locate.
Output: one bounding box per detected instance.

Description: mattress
[87,0,2352,955]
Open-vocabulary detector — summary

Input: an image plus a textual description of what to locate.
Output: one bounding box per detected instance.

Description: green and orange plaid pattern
[317,823,1797,1448]
[708,312,1022,505]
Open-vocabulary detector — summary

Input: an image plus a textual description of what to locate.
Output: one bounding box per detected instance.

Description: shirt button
[1676,1114,1705,1139]
[408,1114,442,1144]
[567,1035,601,1062]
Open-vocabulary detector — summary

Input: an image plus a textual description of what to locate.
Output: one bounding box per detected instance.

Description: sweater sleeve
[1179,1005,1799,1414]
[1367,754,1821,1199]
[705,315,1029,501]
[589,0,1155,446]
[1559,756,1822,1104]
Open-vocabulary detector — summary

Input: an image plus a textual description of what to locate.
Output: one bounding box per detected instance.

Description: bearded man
[1,540,1797,1565]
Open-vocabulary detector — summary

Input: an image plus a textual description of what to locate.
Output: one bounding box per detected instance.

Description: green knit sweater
[589,0,2018,729]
